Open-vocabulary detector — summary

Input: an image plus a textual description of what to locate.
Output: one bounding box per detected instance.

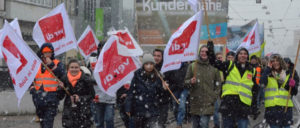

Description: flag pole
[201,0,211,40]
[284,40,300,112]
[77,51,86,66]
[154,68,180,104]
[41,62,71,96]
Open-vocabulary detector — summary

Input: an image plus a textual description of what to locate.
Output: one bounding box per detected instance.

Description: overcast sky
[228,0,300,57]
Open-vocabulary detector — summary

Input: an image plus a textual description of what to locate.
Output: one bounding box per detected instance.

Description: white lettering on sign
[171,41,187,52]
[142,0,222,12]
[103,58,130,85]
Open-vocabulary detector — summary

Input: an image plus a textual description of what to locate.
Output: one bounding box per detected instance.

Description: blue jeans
[173,89,188,126]
[192,115,210,128]
[269,125,290,128]
[257,87,265,107]
[213,99,220,127]
[117,103,134,128]
[222,115,248,128]
[91,102,114,128]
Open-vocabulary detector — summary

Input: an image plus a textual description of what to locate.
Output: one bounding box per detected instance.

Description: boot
[34,115,40,122]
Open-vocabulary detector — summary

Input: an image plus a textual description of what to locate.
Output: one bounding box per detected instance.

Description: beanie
[142,53,155,65]
[42,46,52,53]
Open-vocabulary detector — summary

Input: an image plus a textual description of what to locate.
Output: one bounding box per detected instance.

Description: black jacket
[125,68,164,117]
[164,62,189,92]
[61,72,95,128]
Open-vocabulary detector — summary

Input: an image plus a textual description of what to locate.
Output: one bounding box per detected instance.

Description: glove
[207,40,214,51]
[207,40,216,65]
[93,95,99,103]
[289,79,295,88]
[252,110,260,120]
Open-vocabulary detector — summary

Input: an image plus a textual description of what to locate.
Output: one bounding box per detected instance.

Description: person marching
[89,42,117,128]
[30,43,65,128]
[184,45,221,128]
[153,49,170,128]
[260,54,298,128]
[209,42,259,128]
[61,59,95,128]
[125,53,169,128]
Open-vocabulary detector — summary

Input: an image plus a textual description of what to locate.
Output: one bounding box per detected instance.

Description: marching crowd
[30,40,299,128]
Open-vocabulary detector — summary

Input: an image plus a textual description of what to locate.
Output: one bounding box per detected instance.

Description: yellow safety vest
[264,74,293,108]
[222,61,255,106]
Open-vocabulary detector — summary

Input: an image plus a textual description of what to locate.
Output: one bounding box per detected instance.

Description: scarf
[272,70,286,86]
[67,71,82,87]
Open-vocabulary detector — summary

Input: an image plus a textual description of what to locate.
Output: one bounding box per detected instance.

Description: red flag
[109,28,143,56]
[77,25,99,59]
[161,11,203,73]
[0,21,41,106]
[33,3,77,56]
[93,36,141,96]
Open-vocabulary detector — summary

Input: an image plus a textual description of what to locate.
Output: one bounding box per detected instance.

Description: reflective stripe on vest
[34,59,60,92]
[222,61,255,106]
[264,74,293,107]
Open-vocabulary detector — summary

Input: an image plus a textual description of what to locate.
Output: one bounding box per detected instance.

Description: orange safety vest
[256,67,261,85]
[34,59,60,92]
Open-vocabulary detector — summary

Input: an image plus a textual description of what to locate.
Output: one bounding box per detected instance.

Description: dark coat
[61,72,95,128]
[125,68,164,117]
[260,67,298,126]
[164,62,189,92]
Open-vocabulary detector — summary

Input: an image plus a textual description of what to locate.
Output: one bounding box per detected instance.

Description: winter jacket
[154,62,170,105]
[30,43,65,107]
[260,67,298,126]
[125,68,164,117]
[164,62,189,92]
[214,60,259,118]
[184,59,221,115]
[61,71,95,128]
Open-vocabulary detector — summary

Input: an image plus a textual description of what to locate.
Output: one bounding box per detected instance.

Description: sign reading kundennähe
[141,0,223,12]
[136,0,228,45]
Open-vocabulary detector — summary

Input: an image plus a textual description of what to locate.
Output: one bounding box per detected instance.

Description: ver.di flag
[93,36,141,96]
[33,3,77,56]
[237,21,261,55]
[0,21,41,106]
[108,28,143,57]
[0,18,23,58]
[77,25,99,59]
[161,11,203,73]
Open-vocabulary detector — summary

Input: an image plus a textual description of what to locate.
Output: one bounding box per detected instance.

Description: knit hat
[226,51,236,58]
[42,46,52,53]
[142,53,155,65]
[250,55,258,60]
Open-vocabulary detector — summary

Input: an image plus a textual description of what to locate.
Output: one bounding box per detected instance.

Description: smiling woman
[260,54,299,127]
[60,59,95,128]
